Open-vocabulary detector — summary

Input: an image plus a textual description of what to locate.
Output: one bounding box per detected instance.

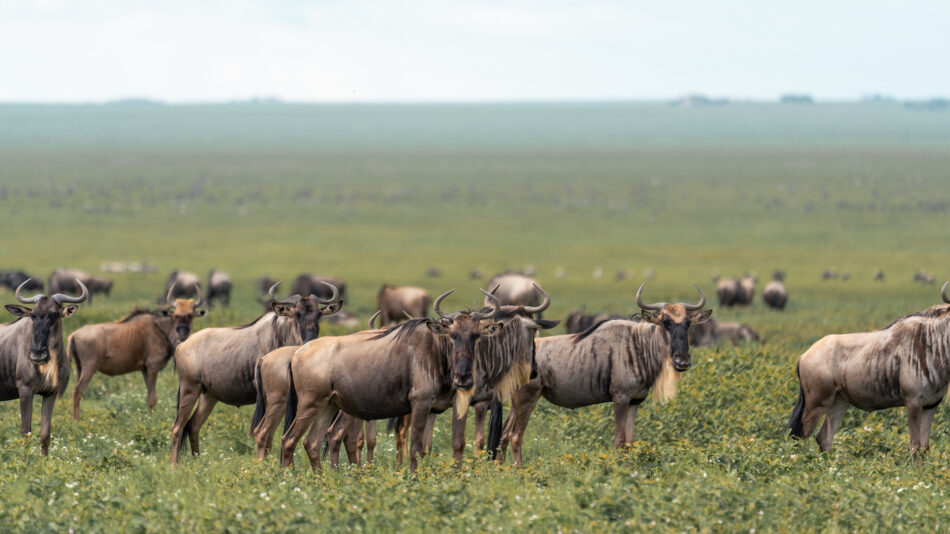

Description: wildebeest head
[159,283,208,343]
[426,289,502,393]
[637,283,712,372]
[5,279,88,363]
[268,282,342,343]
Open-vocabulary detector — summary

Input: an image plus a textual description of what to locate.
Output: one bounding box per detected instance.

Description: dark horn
[316,282,340,304]
[635,282,666,311]
[522,283,550,314]
[472,289,500,320]
[683,284,706,311]
[52,279,89,304]
[15,279,44,304]
[369,310,381,329]
[433,289,454,318]
[402,310,415,321]
[942,281,950,304]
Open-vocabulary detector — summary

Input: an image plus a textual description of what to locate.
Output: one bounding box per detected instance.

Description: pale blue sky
[0,0,946,102]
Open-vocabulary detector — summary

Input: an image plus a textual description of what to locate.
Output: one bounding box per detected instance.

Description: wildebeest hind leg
[409,403,433,473]
[302,404,338,472]
[186,393,218,456]
[254,396,286,460]
[170,383,201,466]
[906,402,924,452]
[422,413,437,454]
[624,405,639,445]
[452,406,467,464]
[508,388,541,466]
[18,387,34,437]
[473,401,488,451]
[816,396,849,452]
[612,398,633,449]
[72,363,97,421]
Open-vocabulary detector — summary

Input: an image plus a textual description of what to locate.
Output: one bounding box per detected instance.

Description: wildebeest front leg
[624,404,640,444]
[505,386,541,466]
[473,401,488,451]
[143,368,160,414]
[18,387,33,437]
[302,405,338,472]
[906,401,924,452]
[816,396,849,452]
[422,413,437,454]
[38,394,56,456]
[326,414,346,469]
[409,403,433,473]
[452,407,467,464]
[395,415,410,468]
[254,396,286,461]
[186,393,218,456]
[612,398,633,449]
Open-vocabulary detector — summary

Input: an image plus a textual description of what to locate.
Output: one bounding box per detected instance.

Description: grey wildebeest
[69,284,207,420]
[49,269,112,305]
[206,269,232,308]
[788,282,950,453]
[279,290,514,473]
[0,279,88,455]
[485,272,546,318]
[291,273,346,302]
[762,273,789,310]
[716,278,741,307]
[0,271,43,292]
[376,285,431,326]
[170,282,342,466]
[499,283,712,466]
[164,271,201,301]
[565,309,630,334]
[688,318,760,347]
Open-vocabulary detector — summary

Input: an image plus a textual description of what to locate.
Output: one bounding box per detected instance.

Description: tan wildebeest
[377,285,431,326]
[788,282,950,453]
[499,283,712,465]
[0,279,88,455]
[170,282,341,466]
[279,290,507,473]
[763,271,788,310]
[688,318,760,347]
[69,284,207,420]
[485,273,546,316]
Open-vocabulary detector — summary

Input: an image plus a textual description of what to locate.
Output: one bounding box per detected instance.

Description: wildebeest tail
[386,416,402,435]
[283,362,297,435]
[250,360,266,434]
[788,364,806,439]
[487,395,504,460]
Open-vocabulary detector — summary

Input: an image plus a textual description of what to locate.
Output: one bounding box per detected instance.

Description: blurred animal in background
[291,273,346,301]
[49,268,112,305]
[565,309,631,334]
[205,269,232,308]
[689,319,760,346]
[873,269,885,282]
[485,272,548,318]
[377,285,431,326]
[822,268,839,281]
[0,271,43,292]
[163,270,201,301]
[763,271,788,310]
[425,267,442,278]
[914,270,936,284]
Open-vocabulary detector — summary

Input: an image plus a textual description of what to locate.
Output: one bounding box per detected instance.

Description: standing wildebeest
[377,285,431,326]
[688,318,760,347]
[763,273,788,310]
[716,278,741,307]
[485,272,546,317]
[565,309,629,334]
[164,271,201,301]
[873,269,886,282]
[291,273,346,302]
[69,285,208,420]
[170,282,342,466]
[789,282,950,453]
[737,275,757,305]
[206,269,232,308]
[279,290,507,473]
[49,269,112,305]
[0,271,43,292]
[499,283,712,465]
[0,280,88,456]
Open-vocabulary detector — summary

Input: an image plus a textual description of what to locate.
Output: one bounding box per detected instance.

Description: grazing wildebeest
[822,269,839,281]
[914,271,936,284]
[164,271,201,301]
[0,280,88,455]
[425,267,442,278]
[170,282,342,466]
[377,285,431,326]
[499,283,712,466]
[789,282,950,453]
[69,285,207,420]
[716,278,741,307]
[565,309,628,334]
[0,271,43,292]
[48,269,112,305]
[469,269,484,280]
[874,269,886,282]
[279,290,509,472]
[688,318,760,347]
[763,273,788,310]
[485,272,546,317]
[206,269,232,308]
[291,273,346,302]
[737,275,757,305]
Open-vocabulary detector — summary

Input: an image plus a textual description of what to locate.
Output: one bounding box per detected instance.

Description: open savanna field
[1,103,950,532]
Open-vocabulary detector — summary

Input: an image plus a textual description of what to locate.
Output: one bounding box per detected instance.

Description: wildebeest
[564,309,629,334]
[763,273,789,310]
[789,282,950,453]
[279,290,512,472]
[914,271,936,284]
[164,270,201,300]
[48,268,112,305]
[688,318,760,347]
[0,279,88,456]
[873,269,886,282]
[822,269,839,281]
[425,267,442,278]
[0,271,43,292]
[376,285,431,326]
[69,284,208,420]
[170,282,342,466]
[206,269,232,307]
[499,283,712,466]
[716,278,742,307]
[737,275,757,304]
[484,272,547,317]
[290,273,346,302]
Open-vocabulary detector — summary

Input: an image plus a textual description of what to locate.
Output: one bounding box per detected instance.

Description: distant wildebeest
[170,282,342,466]
[499,283,712,465]
[763,273,789,310]
[290,273,346,301]
[914,271,936,284]
[48,269,112,305]
[789,282,950,453]
[688,318,760,347]
[565,309,628,334]
[716,278,742,307]
[279,290,515,472]
[615,270,631,282]
[425,267,442,278]
[69,284,208,420]
[0,271,43,292]
[873,269,885,282]
[0,279,88,456]
[322,309,361,328]
[469,269,484,280]
[737,275,757,304]
[841,272,851,282]
[485,272,547,317]
[206,269,232,308]
[164,271,201,301]
[822,269,839,281]
[376,285,431,326]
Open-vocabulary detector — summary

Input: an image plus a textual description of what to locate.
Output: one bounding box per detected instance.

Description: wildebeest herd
[2,267,950,473]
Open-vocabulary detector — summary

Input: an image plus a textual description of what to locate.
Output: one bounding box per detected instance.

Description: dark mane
[370,318,429,343]
[233,312,274,330]
[117,307,158,323]
[883,305,950,329]
[572,318,623,344]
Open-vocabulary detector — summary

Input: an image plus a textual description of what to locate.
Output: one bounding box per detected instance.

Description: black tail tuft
[283,362,298,435]
[788,364,806,439]
[386,416,402,435]
[250,361,266,435]
[487,396,503,460]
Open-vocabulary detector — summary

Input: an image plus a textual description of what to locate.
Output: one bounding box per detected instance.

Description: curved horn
[316,282,340,304]
[15,279,44,304]
[433,289,454,318]
[266,282,281,301]
[369,310,381,329]
[683,284,706,311]
[521,283,551,314]
[52,279,89,304]
[165,282,177,304]
[472,289,500,320]
[636,282,666,311]
[942,281,950,304]
[193,284,204,307]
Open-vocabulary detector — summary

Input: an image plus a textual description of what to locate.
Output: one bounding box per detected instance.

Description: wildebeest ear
[535,319,560,330]
[195,309,208,317]
[425,320,448,335]
[690,309,713,324]
[5,305,29,317]
[320,301,342,316]
[61,305,78,318]
[640,310,662,325]
[159,309,172,317]
[481,323,503,337]
[272,303,294,317]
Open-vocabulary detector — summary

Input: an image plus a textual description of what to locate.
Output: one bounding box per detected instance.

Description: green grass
[1,103,950,532]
